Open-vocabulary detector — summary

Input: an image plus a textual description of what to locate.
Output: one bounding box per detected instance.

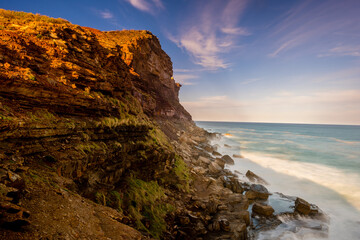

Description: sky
[2,0,360,125]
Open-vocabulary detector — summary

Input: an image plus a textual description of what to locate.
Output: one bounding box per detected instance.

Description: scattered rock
[221,176,243,194]
[198,156,211,165]
[221,155,234,165]
[224,144,231,148]
[209,162,222,174]
[212,151,222,157]
[252,203,274,217]
[202,144,215,153]
[233,154,243,158]
[246,170,268,185]
[245,184,270,200]
[215,158,226,169]
[295,197,311,215]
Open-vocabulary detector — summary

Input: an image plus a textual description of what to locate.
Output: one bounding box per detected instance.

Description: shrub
[125,176,174,239]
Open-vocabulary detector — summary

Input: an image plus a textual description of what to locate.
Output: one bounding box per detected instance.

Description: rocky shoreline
[167,121,329,239]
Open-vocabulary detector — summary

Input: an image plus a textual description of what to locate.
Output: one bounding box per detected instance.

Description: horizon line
[193,120,360,127]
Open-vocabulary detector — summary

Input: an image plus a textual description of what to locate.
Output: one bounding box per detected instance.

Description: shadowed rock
[245,184,270,200]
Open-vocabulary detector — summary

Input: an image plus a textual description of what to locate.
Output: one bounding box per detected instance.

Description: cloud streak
[125,0,164,14]
[268,0,360,57]
[97,9,114,19]
[169,0,250,70]
[318,45,360,57]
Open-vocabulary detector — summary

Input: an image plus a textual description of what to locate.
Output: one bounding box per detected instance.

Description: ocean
[196,121,360,240]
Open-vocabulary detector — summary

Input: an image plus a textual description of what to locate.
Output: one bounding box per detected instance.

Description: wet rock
[212,151,222,157]
[245,170,268,185]
[224,144,231,148]
[202,144,215,153]
[252,203,274,217]
[245,184,270,200]
[310,204,320,215]
[221,176,243,194]
[221,155,234,165]
[233,154,243,158]
[295,197,311,215]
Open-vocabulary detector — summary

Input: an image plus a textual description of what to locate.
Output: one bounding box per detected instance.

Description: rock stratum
[0,10,327,240]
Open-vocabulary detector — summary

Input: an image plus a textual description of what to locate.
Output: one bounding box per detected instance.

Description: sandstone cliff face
[0,9,187,239]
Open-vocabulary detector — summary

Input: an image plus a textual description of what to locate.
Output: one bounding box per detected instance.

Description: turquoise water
[197,121,360,174]
[196,121,360,239]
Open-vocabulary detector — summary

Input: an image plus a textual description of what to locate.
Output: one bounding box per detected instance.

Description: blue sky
[2,0,360,124]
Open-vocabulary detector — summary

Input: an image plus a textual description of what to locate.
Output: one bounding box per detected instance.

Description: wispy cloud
[168,0,250,70]
[125,0,164,14]
[268,0,360,57]
[97,9,114,19]
[318,45,360,57]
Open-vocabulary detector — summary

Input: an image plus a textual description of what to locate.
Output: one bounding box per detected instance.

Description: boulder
[221,176,243,194]
[295,197,311,215]
[245,170,268,185]
[202,144,215,153]
[245,184,270,200]
[215,158,226,169]
[221,155,234,165]
[252,203,274,217]
[209,162,222,174]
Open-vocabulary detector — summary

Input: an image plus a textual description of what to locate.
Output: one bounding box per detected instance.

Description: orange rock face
[0,9,191,120]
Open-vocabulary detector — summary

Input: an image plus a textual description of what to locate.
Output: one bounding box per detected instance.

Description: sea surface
[196,121,360,240]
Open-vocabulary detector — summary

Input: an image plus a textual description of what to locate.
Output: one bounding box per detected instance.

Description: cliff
[1,10,324,240]
[0,9,194,239]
